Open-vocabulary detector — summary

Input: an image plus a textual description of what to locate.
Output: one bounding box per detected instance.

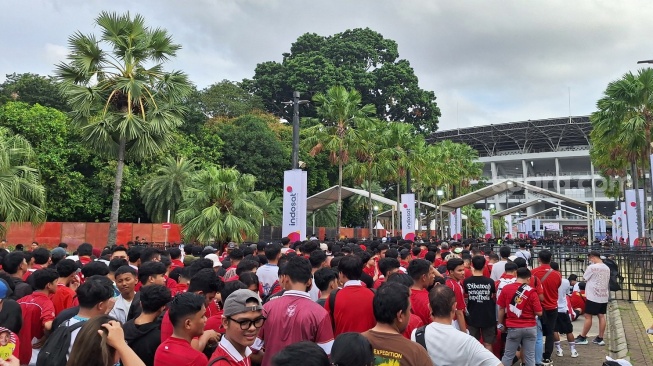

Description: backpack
[36,320,85,366]
[207,356,232,365]
[603,258,622,291]
[262,282,280,304]
[414,325,427,350]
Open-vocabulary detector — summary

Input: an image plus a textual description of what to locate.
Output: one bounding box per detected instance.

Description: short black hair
[314,268,338,292]
[111,246,128,255]
[138,261,166,284]
[168,292,206,328]
[550,261,559,271]
[115,265,138,279]
[407,259,431,281]
[81,261,109,278]
[58,243,68,249]
[3,252,25,274]
[424,251,436,263]
[51,251,66,266]
[429,284,456,318]
[505,262,518,272]
[188,268,221,294]
[264,243,281,260]
[330,333,374,366]
[271,341,329,366]
[168,248,182,260]
[183,245,193,255]
[386,272,414,287]
[77,243,93,256]
[385,248,399,259]
[77,275,114,308]
[538,249,552,264]
[127,246,143,263]
[140,284,171,313]
[109,258,129,273]
[31,268,59,290]
[446,258,464,272]
[513,257,527,268]
[499,246,511,259]
[471,255,486,270]
[235,260,259,276]
[284,256,312,284]
[32,248,51,265]
[517,267,531,279]
[578,281,586,290]
[338,255,363,281]
[378,257,400,277]
[219,280,247,307]
[140,248,161,263]
[229,248,244,261]
[309,250,327,268]
[373,282,410,324]
[56,259,78,278]
[239,272,259,289]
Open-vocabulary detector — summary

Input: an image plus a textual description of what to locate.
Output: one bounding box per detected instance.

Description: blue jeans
[535,317,543,364]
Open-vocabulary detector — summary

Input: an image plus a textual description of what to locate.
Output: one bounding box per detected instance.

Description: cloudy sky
[2,0,653,131]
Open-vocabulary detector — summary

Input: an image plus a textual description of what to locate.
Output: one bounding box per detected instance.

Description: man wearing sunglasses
[209,289,265,365]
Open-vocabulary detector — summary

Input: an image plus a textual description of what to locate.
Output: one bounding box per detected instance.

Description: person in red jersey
[17,269,58,365]
[168,248,184,271]
[51,259,79,316]
[208,289,265,366]
[154,293,209,366]
[22,248,50,282]
[76,243,94,266]
[253,256,334,366]
[374,257,400,289]
[445,258,468,333]
[171,267,191,296]
[407,259,437,325]
[530,249,561,365]
[205,281,247,334]
[324,255,375,336]
[386,273,424,339]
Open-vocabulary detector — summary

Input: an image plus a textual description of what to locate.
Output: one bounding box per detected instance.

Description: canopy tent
[306,185,396,213]
[493,199,544,217]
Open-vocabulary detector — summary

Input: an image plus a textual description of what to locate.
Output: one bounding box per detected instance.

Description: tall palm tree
[251,191,282,227]
[176,167,263,243]
[380,122,415,232]
[302,86,375,237]
[56,11,192,246]
[141,156,196,223]
[0,127,46,228]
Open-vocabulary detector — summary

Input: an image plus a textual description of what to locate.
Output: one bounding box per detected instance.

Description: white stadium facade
[428,116,615,238]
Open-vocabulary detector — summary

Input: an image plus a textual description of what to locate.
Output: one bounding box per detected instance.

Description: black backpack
[414,325,427,350]
[36,321,85,366]
[207,356,229,365]
[603,258,622,291]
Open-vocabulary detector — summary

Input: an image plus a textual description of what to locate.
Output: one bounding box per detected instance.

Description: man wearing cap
[220,242,237,262]
[208,289,265,365]
[204,253,223,273]
[575,251,610,346]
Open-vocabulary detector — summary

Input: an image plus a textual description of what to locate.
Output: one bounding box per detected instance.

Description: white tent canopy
[306,185,396,213]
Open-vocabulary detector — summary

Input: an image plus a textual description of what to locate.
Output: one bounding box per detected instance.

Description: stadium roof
[428,116,591,157]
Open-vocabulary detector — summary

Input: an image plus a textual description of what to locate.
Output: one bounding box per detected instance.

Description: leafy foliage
[0,73,69,111]
[199,80,264,118]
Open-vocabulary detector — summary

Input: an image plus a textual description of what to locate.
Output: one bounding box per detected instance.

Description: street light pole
[284,91,309,170]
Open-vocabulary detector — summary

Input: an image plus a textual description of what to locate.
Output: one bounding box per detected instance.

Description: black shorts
[469,325,497,344]
[555,312,573,334]
[585,300,608,315]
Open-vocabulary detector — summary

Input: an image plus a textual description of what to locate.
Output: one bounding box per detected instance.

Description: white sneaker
[556,348,563,357]
[571,349,579,358]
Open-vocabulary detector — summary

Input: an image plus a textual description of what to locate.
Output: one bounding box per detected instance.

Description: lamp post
[282,91,309,169]
[437,189,444,238]
[373,205,379,238]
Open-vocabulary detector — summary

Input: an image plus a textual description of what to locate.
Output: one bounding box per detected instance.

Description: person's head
[550,261,559,271]
[32,268,59,293]
[229,248,244,262]
[386,272,414,287]
[168,248,182,260]
[264,243,282,262]
[140,284,171,315]
[429,283,456,319]
[513,257,527,269]
[330,332,374,366]
[222,289,265,348]
[3,252,27,275]
[239,272,260,292]
[108,258,128,274]
[32,247,51,266]
[31,241,39,250]
[519,241,527,248]
[235,259,259,276]
[81,261,109,278]
[373,282,411,332]
[314,267,338,292]
[471,255,486,271]
[568,274,578,286]
[219,280,247,307]
[309,250,327,269]
[516,267,531,282]
[504,262,518,275]
[538,249,552,264]
[338,255,363,282]
[168,292,207,338]
[578,281,586,291]
[188,268,221,305]
[446,258,465,281]
[271,341,330,366]
[56,259,78,281]
[0,330,8,346]
[284,256,313,289]
[110,246,128,261]
[114,266,137,297]
[78,243,93,257]
[499,246,511,259]
[588,251,602,264]
[407,259,435,289]
[377,243,389,258]
[14,244,23,251]
[77,276,115,315]
[127,246,143,265]
[67,315,120,366]
[140,248,161,263]
[378,257,400,278]
[138,261,167,286]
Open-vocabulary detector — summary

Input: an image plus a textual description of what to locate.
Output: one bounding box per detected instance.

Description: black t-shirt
[0,299,22,334]
[462,275,496,328]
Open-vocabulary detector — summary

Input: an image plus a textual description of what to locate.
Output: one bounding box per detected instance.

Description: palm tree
[380,122,415,232]
[251,191,282,227]
[0,127,46,229]
[302,86,375,237]
[141,157,196,223]
[176,167,263,243]
[56,11,192,246]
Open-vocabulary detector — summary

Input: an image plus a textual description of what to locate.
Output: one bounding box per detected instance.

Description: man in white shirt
[258,244,281,297]
[109,266,138,323]
[575,251,610,346]
[551,262,578,358]
[490,246,512,281]
[412,285,501,366]
[515,242,531,263]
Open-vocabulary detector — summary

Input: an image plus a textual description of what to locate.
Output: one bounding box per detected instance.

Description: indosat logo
[403,203,412,230]
[286,186,298,226]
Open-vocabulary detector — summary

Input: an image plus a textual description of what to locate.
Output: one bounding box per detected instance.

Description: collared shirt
[154,337,208,366]
[51,283,76,316]
[109,294,134,324]
[17,292,55,364]
[209,335,252,366]
[325,281,375,336]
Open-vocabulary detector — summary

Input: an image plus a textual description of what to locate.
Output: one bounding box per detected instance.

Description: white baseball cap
[204,254,222,268]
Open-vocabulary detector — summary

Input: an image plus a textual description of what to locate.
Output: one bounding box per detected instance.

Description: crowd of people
[0,236,617,366]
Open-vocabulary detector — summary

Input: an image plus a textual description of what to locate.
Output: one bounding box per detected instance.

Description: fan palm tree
[302,86,375,237]
[176,167,263,243]
[251,191,282,227]
[141,156,196,223]
[0,127,46,229]
[56,11,193,246]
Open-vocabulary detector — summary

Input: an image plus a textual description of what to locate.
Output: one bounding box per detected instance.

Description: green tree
[56,11,192,245]
[246,28,440,134]
[199,80,264,118]
[302,86,375,236]
[0,73,69,111]
[251,191,282,227]
[176,167,263,243]
[0,127,46,228]
[141,157,197,223]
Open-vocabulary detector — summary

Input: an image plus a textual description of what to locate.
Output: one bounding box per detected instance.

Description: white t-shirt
[557,279,571,312]
[257,264,279,296]
[63,317,87,360]
[412,322,501,366]
[490,260,508,281]
[583,262,610,303]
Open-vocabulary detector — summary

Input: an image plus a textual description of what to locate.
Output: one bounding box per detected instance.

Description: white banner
[504,215,513,239]
[400,194,416,241]
[524,219,532,234]
[449,208,462,240]
[481,210,492,239]
[620,202,628,242]
[611,214,618,240]
[543,222,560,231]
[282,169,307,242]
[625,190,644,246]
[534,219,541,234]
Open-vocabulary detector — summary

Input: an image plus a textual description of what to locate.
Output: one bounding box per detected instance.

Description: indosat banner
[282,169,307,242]
[400,193,415,241]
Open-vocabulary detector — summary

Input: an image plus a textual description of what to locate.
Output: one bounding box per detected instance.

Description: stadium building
[429,116,614,238]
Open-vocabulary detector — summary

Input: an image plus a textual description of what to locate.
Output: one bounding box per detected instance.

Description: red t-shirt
[17,292,55,364]
[51,283,76,316]
[170,259,184,271]
[165,276,178,291]
[161,300,219,341]
[483,263,492,278]
[22,264,43,282]
[445,278,467,316]
[171,283,188,296]
[409,288,432,325]
[399,260,410,269]
[464,268,473,279]
[570,291,586,313]
[531,265,561,310]
[373,277,385,290]
[401,313,424,339]
[209,337,252,366]
[324,282,375,336]
[205,309,226,334]
[154,336,208,366]
[363,265,376,279]
[497,282,542,328]
[433,258,444,268]
[258,291,334,366]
